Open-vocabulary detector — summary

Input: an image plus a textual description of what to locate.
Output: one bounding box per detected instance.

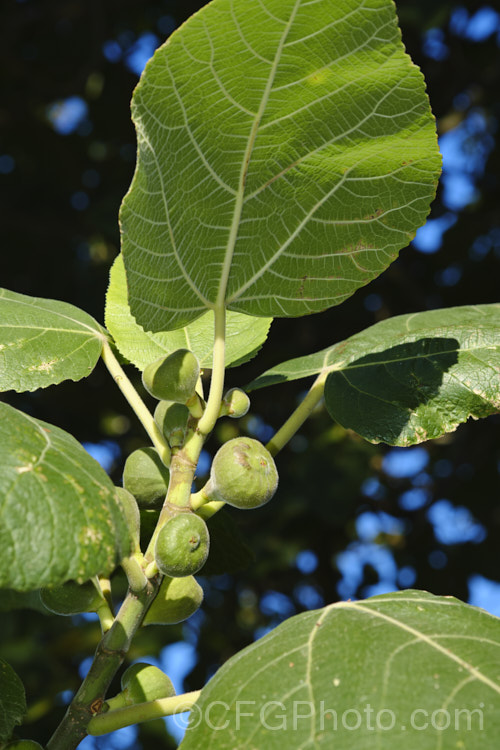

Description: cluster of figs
[39,349,278,648]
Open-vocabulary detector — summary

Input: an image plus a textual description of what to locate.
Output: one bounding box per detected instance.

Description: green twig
[265,371,327,457]
[101,340,171,466]
[87,690,201,735]
[46,580,159,750]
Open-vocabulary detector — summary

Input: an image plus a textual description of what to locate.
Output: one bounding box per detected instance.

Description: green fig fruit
[155,513,209,577]
[115,487,140,552]
[143,575,203,625]
[142,349,200,404]
[106,663,175,710]
[123,447,170,507]
[122,663,175,702]
[40,579,102,616]
[154,400,190,447]
[210,437,278,509]
[5,741,45,749]
[219,388,250,418]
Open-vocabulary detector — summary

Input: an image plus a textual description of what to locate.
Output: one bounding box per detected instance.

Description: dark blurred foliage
[0,0,499,748]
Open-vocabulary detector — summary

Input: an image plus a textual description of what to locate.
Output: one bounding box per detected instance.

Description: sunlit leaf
[248,304,500,445]
[0,403,131,591]
[0,288,105,393]
[105,255,271,369]
[180,590,500,749]
[122,0,440,331]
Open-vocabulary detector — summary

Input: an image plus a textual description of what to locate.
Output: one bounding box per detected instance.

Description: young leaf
[248,304,500,445]
[121,0,440,332]
[180,590,500,749]
[0,288,106,393]
[0,659,26,741]
[105,255,271,369]
[0,403,131,591]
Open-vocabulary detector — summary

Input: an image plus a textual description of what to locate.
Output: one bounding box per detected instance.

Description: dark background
[1,1,499,747]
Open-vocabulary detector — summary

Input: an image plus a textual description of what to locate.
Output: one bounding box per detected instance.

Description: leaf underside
[180,590,500,749]
[0,403,131,591]
[248,304,500,445]
[105,254,272,369]
[122,0,441,332]
[0,287,105,393]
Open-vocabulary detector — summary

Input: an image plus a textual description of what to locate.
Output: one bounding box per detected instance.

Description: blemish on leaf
[16,463,34,474]
[28,359,59,372]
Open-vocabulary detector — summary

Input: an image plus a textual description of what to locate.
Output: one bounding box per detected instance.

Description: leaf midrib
[215,0,303,310]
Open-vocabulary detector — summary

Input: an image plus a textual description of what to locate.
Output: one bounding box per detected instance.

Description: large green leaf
[248,304,500,445]
[0,659,26,741]
[105,255,272,369]
[121,0,440,332]
[180,590,500,749]
[0,403,131,591]
[0,288,106,393]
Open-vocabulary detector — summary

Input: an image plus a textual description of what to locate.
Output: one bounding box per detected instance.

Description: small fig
[122,663,175,703]
[5,742,44,749]
[154,400,190,447]
[115,487,140,552]
[155,513,209,577]
[123,447,170,507]
[210,437,278,509]
[40,580,102,616]
[142,349,200,404]
[219,388,250,418]
[106,663,175,710]
[143,575,203,625]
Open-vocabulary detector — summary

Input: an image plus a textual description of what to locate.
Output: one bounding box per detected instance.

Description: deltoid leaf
[0,288,106,393]
[0,402,131,591]
[180,590,500,749]
[105,255,272,369]
[121,0,440,332]
[0,659,26,741]
[248,304,500,446]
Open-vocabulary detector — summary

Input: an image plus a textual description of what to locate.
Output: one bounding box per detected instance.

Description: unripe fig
[210,437,278,509]
[40,579,102,616]
[5,742,44,749]
[219,388,250,418]
[154,400,190,447]
[143,575,203,625]
[155,513,209,577]
[123,447,170,507]
[122,663,175,703]
[115,487,140,552]
[142,349,199,404]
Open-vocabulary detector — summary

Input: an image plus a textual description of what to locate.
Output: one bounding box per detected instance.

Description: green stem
[101,340,171,466]
[46,580,159,750]
[120,554,148,593]
[87,690,201,736]
[197,305,226,436]
[265,371,327,457]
